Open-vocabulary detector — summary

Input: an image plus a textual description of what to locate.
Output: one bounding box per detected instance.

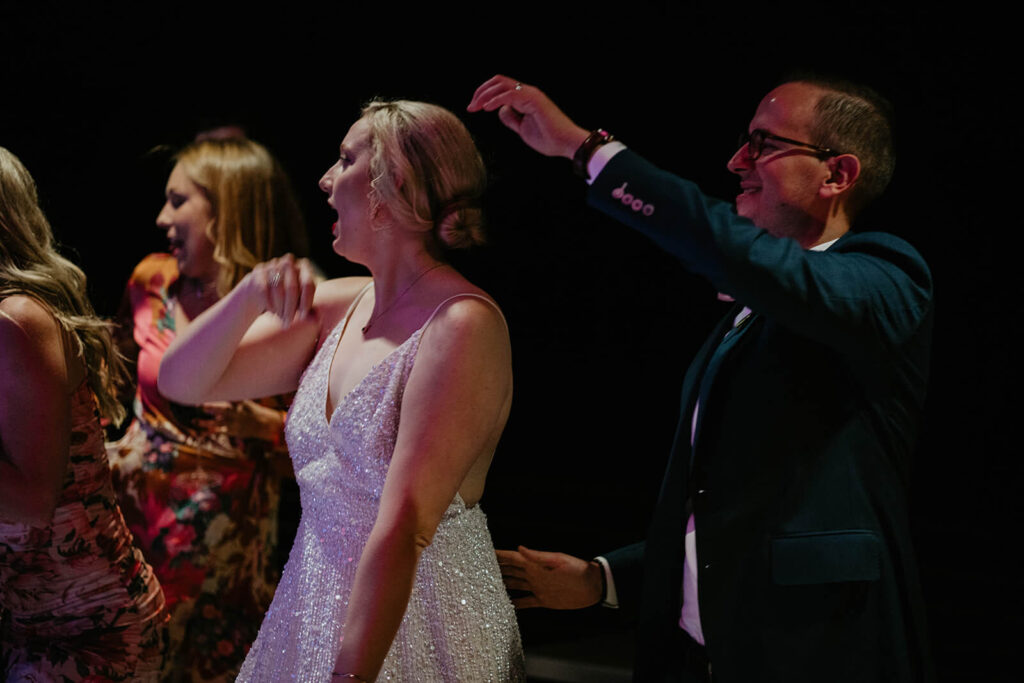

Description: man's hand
[496,545,604,609]
[468,75,590,160]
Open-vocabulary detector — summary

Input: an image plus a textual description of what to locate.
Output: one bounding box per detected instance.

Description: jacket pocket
[771,530,881,585]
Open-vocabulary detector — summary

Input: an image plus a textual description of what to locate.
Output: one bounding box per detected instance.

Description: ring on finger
[269,272,282,287]
[514,82,523,91]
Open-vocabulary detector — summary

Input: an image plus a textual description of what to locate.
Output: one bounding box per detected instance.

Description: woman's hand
[159,254,321,406]
[247,254,317,329]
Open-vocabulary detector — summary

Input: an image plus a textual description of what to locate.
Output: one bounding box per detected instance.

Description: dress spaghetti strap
[334,281,375,340]
[420,293,509,335]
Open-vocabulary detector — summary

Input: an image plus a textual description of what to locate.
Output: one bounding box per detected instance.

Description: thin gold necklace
[362,263,446,334]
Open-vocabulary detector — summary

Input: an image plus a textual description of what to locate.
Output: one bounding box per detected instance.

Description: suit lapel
[654,304,744,508]
[646,305,753,612]
[691,306,759,465]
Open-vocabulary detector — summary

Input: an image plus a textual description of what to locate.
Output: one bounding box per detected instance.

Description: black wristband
[572,129,615,179]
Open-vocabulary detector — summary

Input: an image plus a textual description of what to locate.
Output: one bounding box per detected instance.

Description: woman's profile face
[319,117,376,260]
[156,162,218,281]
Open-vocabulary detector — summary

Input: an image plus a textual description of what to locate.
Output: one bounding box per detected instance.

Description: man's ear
[820,153,861,199]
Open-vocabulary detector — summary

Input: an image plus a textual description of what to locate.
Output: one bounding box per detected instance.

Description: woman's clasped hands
[247,254,318,328]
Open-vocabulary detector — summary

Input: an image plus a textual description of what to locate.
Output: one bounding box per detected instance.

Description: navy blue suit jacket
[593,149,934,682]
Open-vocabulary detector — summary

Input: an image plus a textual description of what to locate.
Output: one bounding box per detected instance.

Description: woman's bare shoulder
[313,275,373,326]
[0,295,67,385]
[315,275,373,300]
[418,288,510,366]
[0,295,58,340]
[436,274,506,327]
[315,274,372,309]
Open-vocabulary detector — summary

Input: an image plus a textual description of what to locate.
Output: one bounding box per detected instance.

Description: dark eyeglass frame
[738,129,840,161]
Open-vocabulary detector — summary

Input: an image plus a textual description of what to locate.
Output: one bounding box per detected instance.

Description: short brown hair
[790,74,896,216]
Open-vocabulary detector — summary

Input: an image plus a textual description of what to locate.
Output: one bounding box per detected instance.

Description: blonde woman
[107,136,308,681]
[160,100,524,682]
[0,145,168,680]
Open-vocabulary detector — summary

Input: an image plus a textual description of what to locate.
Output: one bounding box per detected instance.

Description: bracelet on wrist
[572,129,615,179]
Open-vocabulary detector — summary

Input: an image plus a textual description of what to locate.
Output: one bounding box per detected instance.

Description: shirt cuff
[593,555,619,608]
[586,141,627,185]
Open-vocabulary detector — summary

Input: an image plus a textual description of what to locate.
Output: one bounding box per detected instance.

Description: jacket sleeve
[602,541,646,619]
[587,149,933,359]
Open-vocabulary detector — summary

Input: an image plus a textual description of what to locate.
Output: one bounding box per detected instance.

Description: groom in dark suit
[469,74,934,682]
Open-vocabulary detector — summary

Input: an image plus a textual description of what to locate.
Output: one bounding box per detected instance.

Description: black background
[1,2,1015,680]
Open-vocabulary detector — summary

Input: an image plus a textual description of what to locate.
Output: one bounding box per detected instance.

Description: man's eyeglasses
[738,129,840,161]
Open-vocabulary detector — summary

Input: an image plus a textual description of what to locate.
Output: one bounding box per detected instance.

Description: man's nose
[726,143,753,174]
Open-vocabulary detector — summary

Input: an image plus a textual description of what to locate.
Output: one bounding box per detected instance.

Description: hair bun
[436,201,485,249]
[435,197,484,249]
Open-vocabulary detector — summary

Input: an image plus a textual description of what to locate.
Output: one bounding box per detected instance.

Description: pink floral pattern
[106,254,292,682]
[0,382,168,681]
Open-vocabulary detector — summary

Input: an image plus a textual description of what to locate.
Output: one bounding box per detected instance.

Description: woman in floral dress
[106,136,308,682]
[0,145,168,681]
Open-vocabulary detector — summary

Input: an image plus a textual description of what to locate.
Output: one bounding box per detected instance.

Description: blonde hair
[174,138,307,296]
[0,146,128,424]
[361,99,487,249]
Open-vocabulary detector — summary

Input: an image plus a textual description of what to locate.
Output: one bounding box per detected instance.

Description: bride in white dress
[158,100,524,682]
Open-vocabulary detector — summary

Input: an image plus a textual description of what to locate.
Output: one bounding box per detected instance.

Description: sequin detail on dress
[236,291,524,682]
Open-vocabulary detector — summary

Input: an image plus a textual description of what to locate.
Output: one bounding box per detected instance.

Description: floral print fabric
[0,381,169,681]
[107,254,292,682]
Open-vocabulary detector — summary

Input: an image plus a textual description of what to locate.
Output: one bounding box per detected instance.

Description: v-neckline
[322,283,424,425]
[320,288,492,426]
[322,327,421,426]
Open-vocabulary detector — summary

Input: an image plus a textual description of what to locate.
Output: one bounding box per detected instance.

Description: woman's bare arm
[0,296,75,524]
[332,297,512,681]
[159,256,365,404]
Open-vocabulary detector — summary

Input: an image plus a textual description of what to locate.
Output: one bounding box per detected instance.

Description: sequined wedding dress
[236,289,524,682]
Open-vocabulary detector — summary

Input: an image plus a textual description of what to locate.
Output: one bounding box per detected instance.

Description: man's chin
[733,204,757,223]
[734,200,756,222]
